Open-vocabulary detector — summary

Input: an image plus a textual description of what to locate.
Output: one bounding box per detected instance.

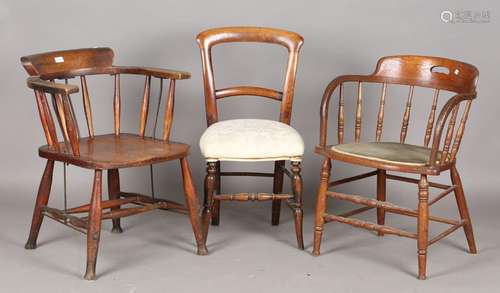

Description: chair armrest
[428,93,476,166]
[319,75,373,146]
[27,76,79,95]
[113,66,191,80]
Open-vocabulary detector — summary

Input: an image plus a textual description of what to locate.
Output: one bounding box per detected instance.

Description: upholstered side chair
[21,48,207,280]
[313,55,478,279]
[197,27,305,249]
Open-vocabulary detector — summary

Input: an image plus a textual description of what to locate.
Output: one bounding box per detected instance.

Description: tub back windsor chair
[313,55,478,279]
[21,48,207,280]
[197,27,305,248]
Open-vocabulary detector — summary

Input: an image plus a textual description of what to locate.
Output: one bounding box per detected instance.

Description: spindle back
[22,47,189,157]
[196,27,304,126]
[320,55,479,168]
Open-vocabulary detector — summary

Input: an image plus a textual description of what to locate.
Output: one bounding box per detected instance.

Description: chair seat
[199,119,304,162]
[331,142,442,167]
[39,133,190,169]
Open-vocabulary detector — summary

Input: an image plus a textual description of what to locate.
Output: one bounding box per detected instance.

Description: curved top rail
[197,26,303,52]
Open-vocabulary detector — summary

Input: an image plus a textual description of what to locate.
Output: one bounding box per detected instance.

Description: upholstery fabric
[331,142,442,166]
[200,119,304,162]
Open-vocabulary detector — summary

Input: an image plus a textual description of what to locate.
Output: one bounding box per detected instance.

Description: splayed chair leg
[180,158,208,255]
[84,170,103,280]
[313,159,331,256]
[450,165,477,254]
[25,160,55,249]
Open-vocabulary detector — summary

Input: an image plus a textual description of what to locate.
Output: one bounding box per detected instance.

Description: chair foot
[312,227,323,256]
[24,241,37,250]
[418,248,427,280]
[294,208,304,250]
[83,268,97,281]
[197,245,209,256]
[111,226,123,234]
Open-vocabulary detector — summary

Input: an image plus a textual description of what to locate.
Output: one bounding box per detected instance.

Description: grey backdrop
[1,0,499,292]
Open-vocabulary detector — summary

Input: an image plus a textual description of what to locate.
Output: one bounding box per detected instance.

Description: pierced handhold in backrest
[430,65,450,75]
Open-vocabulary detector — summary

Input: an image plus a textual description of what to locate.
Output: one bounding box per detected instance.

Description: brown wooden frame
[197,27,305,248]
[312,55,478,279]
[21,48,207,280]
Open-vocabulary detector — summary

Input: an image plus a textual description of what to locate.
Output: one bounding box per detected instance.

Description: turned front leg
[202,162,217,243]
[313,159,331,256]
[291,161,304,249]
[272,160,285,225]
[417,175,429,280]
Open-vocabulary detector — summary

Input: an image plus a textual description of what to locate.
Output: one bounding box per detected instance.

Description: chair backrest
[320,55,479,167]
[372,55,478,94]
[196,26,304,126]
[21,48,187,156]
[21,48,114,78]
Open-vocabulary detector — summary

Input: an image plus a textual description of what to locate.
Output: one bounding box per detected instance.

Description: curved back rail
[21,48,190,157]
[319,55,478,171]
[196,26,304,125]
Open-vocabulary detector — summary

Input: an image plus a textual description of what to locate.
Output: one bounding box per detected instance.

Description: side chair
[312,55,478,279]
[196,27,305,249]
[21,48,207,280]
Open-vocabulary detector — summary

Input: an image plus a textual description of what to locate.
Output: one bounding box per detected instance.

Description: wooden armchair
[21,48,207,280]
[312,55,478,279]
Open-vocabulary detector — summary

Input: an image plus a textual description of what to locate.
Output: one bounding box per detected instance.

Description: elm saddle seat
[39,134,190,169]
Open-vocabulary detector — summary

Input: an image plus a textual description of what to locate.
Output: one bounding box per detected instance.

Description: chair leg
[450,165,477,254]
[417,175,429,280]
[202,162,217,244]
[25,160,55,249]
[313,159,331,256]
[291,161,304,249]
[107,169,123,233]
[84,170,103,280]
[272,160,285,226]
[180,158,208,255]
[376,169,386,236]
[211,161,221,226]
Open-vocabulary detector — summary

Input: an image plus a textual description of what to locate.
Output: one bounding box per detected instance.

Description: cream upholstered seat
[331,142,444,166]
[200,119,304,162]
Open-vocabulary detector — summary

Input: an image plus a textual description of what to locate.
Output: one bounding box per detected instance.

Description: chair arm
[428,93,476,167]
[113,66,191,80]
[319,75,373,146]
[27,76,79,95]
